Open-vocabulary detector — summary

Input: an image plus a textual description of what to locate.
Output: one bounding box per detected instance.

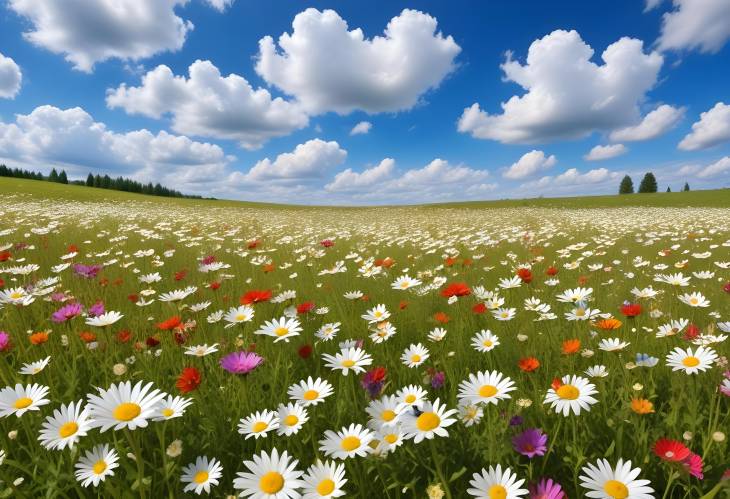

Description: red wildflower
[374,257,395,268]
[399,300,409,310]
[723,281,730,293]
[518,357,540,372]
[444,257,456,267]
[440,282,471,298]
[176,367,201,393]
[0,251,11,262]
[79,331,96,343]
[472,302,487,314]
[67,244,78,253]
[247,239,260,249]
[240,289,272,305]
[653,439,690,462]
[127,293,139,303]
[562,339,581,355]
[550,378,563,391]
[146,336,160,348]
[263,263,276,273]
[577,275,589,285]
[516,268,533,283]
[296,301,315,314]
[433,311,450,324]
[462,258,473,267]
[620,302,642,317]
[546,266,558,276]
[174,270,187,281]
[200,255,216,265]
[209,281,221,290]
[683,323,700,341]
[297,344,313,359]
[320,239,334,248]
[116,330,132,343]
[0,277,5,288]
[157,316,182,331]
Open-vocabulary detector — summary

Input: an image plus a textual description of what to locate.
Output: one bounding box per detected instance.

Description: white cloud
[503,150,556,179]
[584,144,628,161]
[0,52,22,99]
[0,105,229,185]
[8,0,194,72]
[678,102,730,151]
[523,168,618,191]
[696,156,730,178]
[255,8,460,115]
[657,0,730,53]
[645,0,664,11]
[350,121,372,136]
[609,104,685,142]
[205,0,235,12]
[458,30,663,144]
[325,158,394,191]
[106,60,309,150]
[245,139,346,181]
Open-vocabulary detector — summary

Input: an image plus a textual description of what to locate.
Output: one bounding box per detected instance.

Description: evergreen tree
[683,182,690,192]
[638,172,658,193]
[48,168,59,182]
[666,186,671,192]
[58,170,68,184]
[619,175,634,194]
[86,173,94,187]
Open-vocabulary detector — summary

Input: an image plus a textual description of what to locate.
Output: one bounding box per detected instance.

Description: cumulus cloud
[325,158,394,191]
[0,105,229,185]
[645,0,664,11]
[696,156,730,178]
[458,30,663,144]
[350,121,372,136]
[503,150,556,179]
[0,52,22,99]
[8,0,194,72]
[245,139,346,181]
[609,104,685,142]
[205,0,235,11]
[106,60,309,149]
[584,144,628,161]
[657,0,730,53]
[678,102,730,151]
[522,168,619,192]
[255,8,460,115]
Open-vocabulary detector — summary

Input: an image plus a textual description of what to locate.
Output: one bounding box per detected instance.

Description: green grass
[0,177,728,498]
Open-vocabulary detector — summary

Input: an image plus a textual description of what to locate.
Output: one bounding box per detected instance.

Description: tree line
[619,172,689,194]
[0,165,207,199]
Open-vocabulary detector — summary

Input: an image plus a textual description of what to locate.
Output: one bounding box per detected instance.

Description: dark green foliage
[683,182,690,192]
[638,172,658,193]
[619,175,634,194]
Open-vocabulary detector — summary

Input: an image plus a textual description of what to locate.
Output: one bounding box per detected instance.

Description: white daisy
[86,380,166,431]
[38,400,92,450]
[471,330,500,352]
[301,460,347,498]
[181,456,223,495]
[153,395,193,421]
[401,398,457,443]
[276,403,308,436]
[543,375,598,417]
[319,424,374,460]
[400,343,429,368]
[322,347,372,376]
[18,356,51,375]
[665,346,717,374]
[74,444,119,487]
[579,458,653,498]
[467,465,528,498]
[457,371,516,406]
[254,316,303,343]
[288,377,334,407]
[0,383,50,417]
[223,305,255,328]
[85,311,123,327]
[233,448,303,497]
[238,409,280,439]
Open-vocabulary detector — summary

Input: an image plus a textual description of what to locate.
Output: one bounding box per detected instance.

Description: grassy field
[0,177,729,498]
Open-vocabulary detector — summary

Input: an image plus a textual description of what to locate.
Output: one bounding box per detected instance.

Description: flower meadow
[0,194,729,498]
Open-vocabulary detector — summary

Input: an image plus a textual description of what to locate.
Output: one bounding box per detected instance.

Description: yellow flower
[630,398,654,414]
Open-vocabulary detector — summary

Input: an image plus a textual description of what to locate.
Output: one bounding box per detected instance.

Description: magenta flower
[51,302,83,323]
[513,428,548,458]
[0,332,10,352]
[220,351,263,374]
[87,301,105,317]
[529,478,565,499]
[73,263,103,278]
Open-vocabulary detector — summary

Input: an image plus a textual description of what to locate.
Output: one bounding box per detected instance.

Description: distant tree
[619,175,634,194]
[683,182,690,192]
[58,170,68,184]
[666,186,671,192]
[638,172,658,193]
[48,168,59,182]
[86,173,94,187]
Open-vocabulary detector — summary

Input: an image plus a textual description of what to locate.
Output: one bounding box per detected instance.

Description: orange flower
[157,315,182,331]
[399,300,408,310]
[30,332,49,345]
[263,263,276,273]
[79,331,97,343]
[433,312,450,324]
[518,357,540,372]
[561,338,581,355]
[631,398,655,414]
[374,257,395,268]
[594,318,622,330]
[577,275,589,285]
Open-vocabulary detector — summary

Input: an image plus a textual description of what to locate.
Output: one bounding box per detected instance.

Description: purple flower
[513,428,548,458]
[73,263,103,279]
[87,301,105,317]
[220,351,263,374]
[50,292,68,302]
[51,302,83,323]
[529,478,565,499]
[430,370,446,389]
[509,415,524,426]
[0,332,10,352]
[361,367,387,399]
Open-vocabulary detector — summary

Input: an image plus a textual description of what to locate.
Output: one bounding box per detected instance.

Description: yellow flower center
[556,384,579,400]
[479,385,498,398]
[303,390,318,401]
[374,311,382,318]
[689,298,698,305]
[252,421,268,433]
[193,471,209,484]
[259,471,284,494]
[381,410,396,422]
[405,394,416,404]
[235,314,246,321]
[341,359,355,368]
[92,460,107,475]
[416,412,440,432]
[316,478,336,496]
[10,292,22,299]
[340,436,361,451]
[488,484,507,499]
[58,422,78,438]
[410,354,421,363]
[162,408,174,417]
[274,327,289,336]
[384,433,398,444]
[483,340,493,347]
[682,356,700,367]
[400,282,409,288]
[14,397,33,409]
[284,415,299,426]
[603,479,629,499]
[113,402,142,421]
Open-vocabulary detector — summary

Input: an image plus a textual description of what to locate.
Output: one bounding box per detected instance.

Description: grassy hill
[2,175,729,209]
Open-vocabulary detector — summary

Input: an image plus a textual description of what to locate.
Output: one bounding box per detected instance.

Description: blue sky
[0,0,729,204]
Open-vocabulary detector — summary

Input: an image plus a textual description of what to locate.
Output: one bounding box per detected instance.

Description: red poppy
[116,330,132,343]
[724,281,730,293]
[0,251,11,262]
[440,282,471,298]
[683,323,700,341]
[157,315,182,331]
[174,270,187,281]
[653,439,690,462]
[296,301,315,314]
[240,289,272,305]
[374,257,395,268]
[320,239,334,248]
[146,336,160,348]
[516,268,533,283]
[444,257,456,267]
[472,302,487,314]
[127,293,139,303]
[200,255,216,265]
[433,311,450,324]
[577,275,589,285]
[174,332,187,345]
[79,331,96,343]
[0,277,5,288]
[399,300,409,310]
[550,378,562,391]
[263,263,276,273]
[620,302,642,317]
[518,357,540,372]
[209,281,221,290]
[247,239,260,249]
[546,266,558,276]
[297,344,313,359]
[176,367,201,393]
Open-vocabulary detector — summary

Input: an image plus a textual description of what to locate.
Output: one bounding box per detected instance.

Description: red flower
[240,289,272,305]
[472,302,487,314]
[550,378,562,391]
[173,332,186,345]
[320,239,334,248]
[176,367,201,393]
[67,244,79,253]
[440,282,471,298]
[546,266,558,276]
[297,344,313,359]
[683,323,700,341]
[174,270,187,281]
[518,357,540,372]
[516,268,533,283]
[620,302,642,317]
[399,300,409,310]
[127,293,139,303]
[296,301,315,314]
[200,255,216,265]
[374,257,395,268]
[247,239,260,249]
[263,263,275,273]
[209,281,221,290]
[723,281,730,293]
[0,251,11,262]
[157,316,182,331]
[433,312,450,324]
[146,336,160,348]
[0,277,5,288]
[116,330,132,343]
[79,331,96,343]
[653,439,690,462]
